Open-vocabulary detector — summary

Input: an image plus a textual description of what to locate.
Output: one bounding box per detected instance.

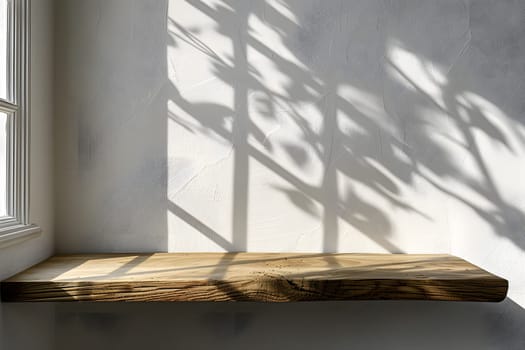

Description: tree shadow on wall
[165,0,525,257]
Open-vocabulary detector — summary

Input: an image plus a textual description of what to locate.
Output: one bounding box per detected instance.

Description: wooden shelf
[0,253,508,302]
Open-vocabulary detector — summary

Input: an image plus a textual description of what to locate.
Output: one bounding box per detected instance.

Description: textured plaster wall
[164,0,457,253]
[6,0,523,349]
[55,0,469,254]
[54,0,169,252]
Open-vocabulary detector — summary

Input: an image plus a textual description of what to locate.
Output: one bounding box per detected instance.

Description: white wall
[55,0,169,252]
[4,0,525,349]
[55,0,462,254]
[52,0,525,259]
[0,0,55,349]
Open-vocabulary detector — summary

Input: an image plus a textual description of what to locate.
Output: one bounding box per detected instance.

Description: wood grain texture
[0,253,508,302]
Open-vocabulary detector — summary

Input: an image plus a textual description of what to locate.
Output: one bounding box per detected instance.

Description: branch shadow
[165,0,525,255]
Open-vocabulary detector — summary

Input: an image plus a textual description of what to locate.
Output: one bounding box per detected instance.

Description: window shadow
[165,0,525,255]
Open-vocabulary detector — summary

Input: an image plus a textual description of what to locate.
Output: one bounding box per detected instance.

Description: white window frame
[0,0,39,247]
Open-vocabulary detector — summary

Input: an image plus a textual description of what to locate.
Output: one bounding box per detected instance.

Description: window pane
[0,112,7,217]
[0,0,10,101]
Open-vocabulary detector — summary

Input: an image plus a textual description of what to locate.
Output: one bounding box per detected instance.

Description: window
[0,0,38,246]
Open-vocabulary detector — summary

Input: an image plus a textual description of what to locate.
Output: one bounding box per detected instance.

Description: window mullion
[0,99,17,112]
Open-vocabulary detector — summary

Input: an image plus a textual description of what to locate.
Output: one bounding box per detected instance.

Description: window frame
[0,0,40,247]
